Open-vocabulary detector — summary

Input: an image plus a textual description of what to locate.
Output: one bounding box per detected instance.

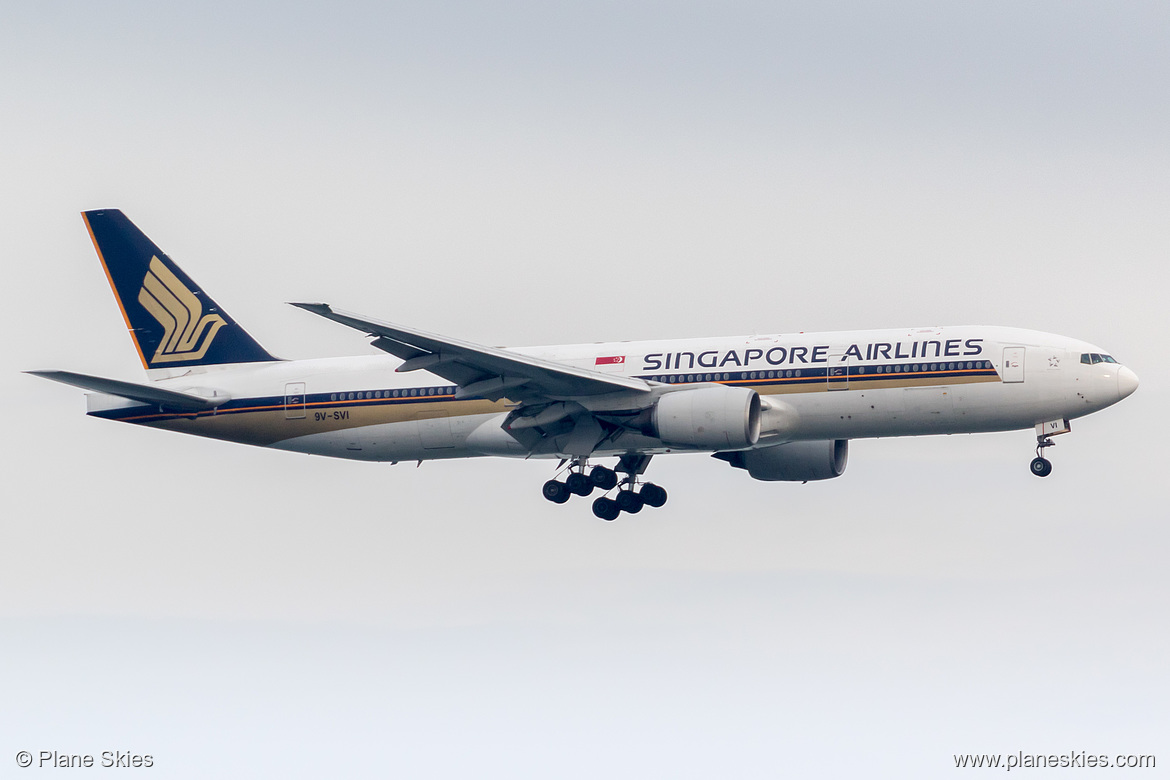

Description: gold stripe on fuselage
[128,396,507,447]
[735,371,1001,394]
[116,369,999,447]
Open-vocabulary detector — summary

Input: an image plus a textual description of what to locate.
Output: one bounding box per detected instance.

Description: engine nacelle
[716,439,848,481]
[653,385,761,450]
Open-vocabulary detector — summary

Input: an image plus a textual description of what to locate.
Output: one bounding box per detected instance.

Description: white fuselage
[86,325,1136,463]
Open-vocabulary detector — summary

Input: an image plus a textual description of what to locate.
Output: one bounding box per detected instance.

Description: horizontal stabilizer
[25,370,226,412]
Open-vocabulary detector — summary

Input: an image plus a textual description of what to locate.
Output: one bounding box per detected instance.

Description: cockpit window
[1082,352,1120,365]
[1082,352,1122,365]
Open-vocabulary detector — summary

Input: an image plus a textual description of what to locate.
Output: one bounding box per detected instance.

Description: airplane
[29,210,1139,520]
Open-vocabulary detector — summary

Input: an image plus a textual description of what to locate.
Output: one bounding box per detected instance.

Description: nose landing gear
[1030,436,1055,477]
[1029,418,1070,478]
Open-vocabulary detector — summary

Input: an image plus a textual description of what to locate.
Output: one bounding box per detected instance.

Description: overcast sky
[2,2,1167,777]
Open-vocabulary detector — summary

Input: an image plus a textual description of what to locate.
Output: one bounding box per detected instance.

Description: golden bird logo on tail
[137,256,226,364]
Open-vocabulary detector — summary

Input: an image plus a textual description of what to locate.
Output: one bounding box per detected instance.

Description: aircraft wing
[290,303,651,401]
[25,370,225,412]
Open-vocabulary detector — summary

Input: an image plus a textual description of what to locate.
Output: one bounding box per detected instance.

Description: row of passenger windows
[874,360,992,374]
[648,372,744,383]
[1081,353,1118,365]
[329,387,457,402]
[645,361,993,384]
[323,359,999,398]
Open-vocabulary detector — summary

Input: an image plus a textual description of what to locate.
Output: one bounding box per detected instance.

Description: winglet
[288,302,334,315]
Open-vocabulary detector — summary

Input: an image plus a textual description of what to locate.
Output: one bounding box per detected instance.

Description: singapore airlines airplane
[30,210,1139,520]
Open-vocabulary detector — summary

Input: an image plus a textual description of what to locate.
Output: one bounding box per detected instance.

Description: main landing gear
[541,455,668,520]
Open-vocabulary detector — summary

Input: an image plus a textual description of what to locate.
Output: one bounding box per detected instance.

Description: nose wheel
[1030,456,1053,477]
[1030,435,1055,477]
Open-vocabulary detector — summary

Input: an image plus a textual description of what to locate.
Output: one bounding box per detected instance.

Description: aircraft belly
[777,381,1069,440]
[271,418,483,462]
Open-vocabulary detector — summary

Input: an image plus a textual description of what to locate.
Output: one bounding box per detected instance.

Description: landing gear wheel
[589,466,618,490]
[592,496,620,521]
[639,483,667,508]
[1030,457,1053,477]
[614,490,644,514]
[565,472,594,496]
[542,479,571,503]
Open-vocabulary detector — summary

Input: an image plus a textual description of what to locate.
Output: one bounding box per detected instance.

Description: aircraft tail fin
[82,209,278,371]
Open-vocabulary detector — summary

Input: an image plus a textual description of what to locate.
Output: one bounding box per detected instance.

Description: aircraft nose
[1117,366,1139,399]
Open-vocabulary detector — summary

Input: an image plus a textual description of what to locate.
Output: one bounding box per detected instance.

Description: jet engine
[715,439,848,481]
[653,385,761,449]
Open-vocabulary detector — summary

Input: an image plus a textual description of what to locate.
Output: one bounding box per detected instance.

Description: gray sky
[2,2,1167,777]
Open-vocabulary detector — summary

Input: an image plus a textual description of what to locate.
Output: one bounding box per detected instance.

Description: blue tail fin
[82,209,277,369]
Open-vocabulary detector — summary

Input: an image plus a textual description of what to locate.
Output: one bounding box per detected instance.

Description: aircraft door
[826,347,849,390]
[284,382,306,419]
[1002,348,1025,383]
